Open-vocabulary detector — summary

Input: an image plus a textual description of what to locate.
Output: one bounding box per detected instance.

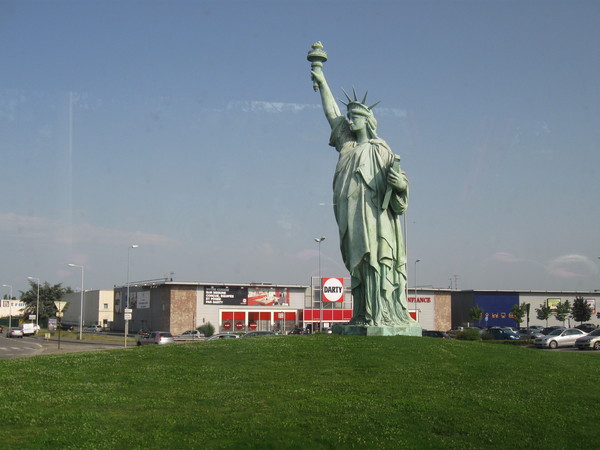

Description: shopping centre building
[109,278,453,335]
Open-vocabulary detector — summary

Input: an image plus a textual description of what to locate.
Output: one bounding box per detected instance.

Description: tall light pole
[68,264,85,340]
[27,277,40,328]
[2,284,12,329]
[125,244,139,347]
[315,237,325,332]
[414,259,421,321]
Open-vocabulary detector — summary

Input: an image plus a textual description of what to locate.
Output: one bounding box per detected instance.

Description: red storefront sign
[322,277,344,302]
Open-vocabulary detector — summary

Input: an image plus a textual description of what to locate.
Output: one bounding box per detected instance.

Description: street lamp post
[27,277,40,329]
[314,237,325,332]
[414,259,421,321]
[125,244,139,347]
[2,284,12,329]
[68,264,85,340]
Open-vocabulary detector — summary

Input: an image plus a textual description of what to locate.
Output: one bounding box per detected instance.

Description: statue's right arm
[311,70,341,128]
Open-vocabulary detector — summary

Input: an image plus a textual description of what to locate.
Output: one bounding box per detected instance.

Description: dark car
[59,323,75,331]
[241,331,277,338]
[575,324,598,333]
[484,327,520,340]
[422,330,451,339]
[541,326,563,335]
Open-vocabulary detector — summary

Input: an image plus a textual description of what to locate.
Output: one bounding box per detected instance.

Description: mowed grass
[0,335,598,449]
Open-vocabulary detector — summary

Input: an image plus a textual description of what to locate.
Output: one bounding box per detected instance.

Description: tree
[468,305,484,327]
[19,280,73,324]
[536,303,552,327]
[571,297,592,324]
[198,322,215,337]
[554,300,572,326]
[511,304,527,328]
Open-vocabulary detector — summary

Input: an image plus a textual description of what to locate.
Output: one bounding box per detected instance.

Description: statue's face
[347,113,366,133]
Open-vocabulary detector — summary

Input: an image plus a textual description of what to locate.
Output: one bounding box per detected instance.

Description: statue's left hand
[387,168,407,193]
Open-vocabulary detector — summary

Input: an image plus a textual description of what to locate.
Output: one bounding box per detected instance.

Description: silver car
[136,331,174,346]
[575,328,600,350]
[534,328,587,349]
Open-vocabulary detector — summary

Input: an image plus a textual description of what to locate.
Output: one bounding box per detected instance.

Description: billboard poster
[204,286,248,305]
[547,298,561,310]
[137,291,150,309]
[585,299,596,314]
[247,287,290,306]
[114,290,122,313]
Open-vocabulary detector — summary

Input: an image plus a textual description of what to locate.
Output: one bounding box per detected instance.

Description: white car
[136,331,174,346]
[173,330,205,341]
[7,327,24,338]
[534,328,587,349]
[84,325,103,332]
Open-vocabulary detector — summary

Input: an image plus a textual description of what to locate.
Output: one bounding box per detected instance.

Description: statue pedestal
[332,323,422,337]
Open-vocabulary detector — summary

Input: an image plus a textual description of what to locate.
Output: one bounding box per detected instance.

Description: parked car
[206,333,240,340]
[84,325,103,332]
[174,330,205,341]
[7,327,24,338]
[136,331,174,346]
[534,328,587,349]
[575,328,600,350]
[59,323,75,331]
[541,326,563,335]
[517,328,543,340]
[422,330,451,339]
[575,323,598,333]
[485,327,520,340]
[241,331,277,338]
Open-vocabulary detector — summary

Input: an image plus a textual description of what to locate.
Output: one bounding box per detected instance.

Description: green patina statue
[308,42,420,336]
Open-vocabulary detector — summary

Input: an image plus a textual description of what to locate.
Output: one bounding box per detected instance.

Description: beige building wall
[64,290,115,328]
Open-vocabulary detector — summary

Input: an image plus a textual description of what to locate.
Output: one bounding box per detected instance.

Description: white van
[20,323,38,336]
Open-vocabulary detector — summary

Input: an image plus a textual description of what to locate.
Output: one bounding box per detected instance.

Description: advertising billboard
[204,286,248,305]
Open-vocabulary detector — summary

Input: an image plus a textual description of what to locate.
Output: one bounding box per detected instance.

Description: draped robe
[330,117,415,326]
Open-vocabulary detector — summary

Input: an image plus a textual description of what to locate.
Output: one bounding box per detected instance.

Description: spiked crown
[340,87,381,116]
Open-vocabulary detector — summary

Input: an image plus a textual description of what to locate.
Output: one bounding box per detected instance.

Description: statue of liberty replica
[308,42,421,336]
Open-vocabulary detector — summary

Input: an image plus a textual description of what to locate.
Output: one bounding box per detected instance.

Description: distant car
[241,331,277,338]
[541,326,563,335]
[575,328,600,350]
[534,328,587,349]
[84,325,103,332]
[422,330,451,339]
[206,333,240,340]
[173,330,205,341]
[575,324,598,333]
[485,328,520,340]
[136,331,174,346]
[60,323,75,331]
[517,329,543,340]
[7,328,24,338]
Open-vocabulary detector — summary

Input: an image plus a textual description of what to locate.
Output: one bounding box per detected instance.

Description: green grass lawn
[0,335,598,449]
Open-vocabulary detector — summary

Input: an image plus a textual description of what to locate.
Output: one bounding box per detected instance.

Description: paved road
[0,335,44,358]
[0,334,128,358]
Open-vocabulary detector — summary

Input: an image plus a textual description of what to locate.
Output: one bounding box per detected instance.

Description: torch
[307,41,328,92]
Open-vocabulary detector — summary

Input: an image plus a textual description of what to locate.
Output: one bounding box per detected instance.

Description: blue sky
[2,0,600,295]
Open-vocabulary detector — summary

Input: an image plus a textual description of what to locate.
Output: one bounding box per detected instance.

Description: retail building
[452,290,600,329]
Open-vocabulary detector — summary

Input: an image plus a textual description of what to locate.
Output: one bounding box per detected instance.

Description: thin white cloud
[225,100,406,118]
[0,212,177,247]
[489,252,598,280]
